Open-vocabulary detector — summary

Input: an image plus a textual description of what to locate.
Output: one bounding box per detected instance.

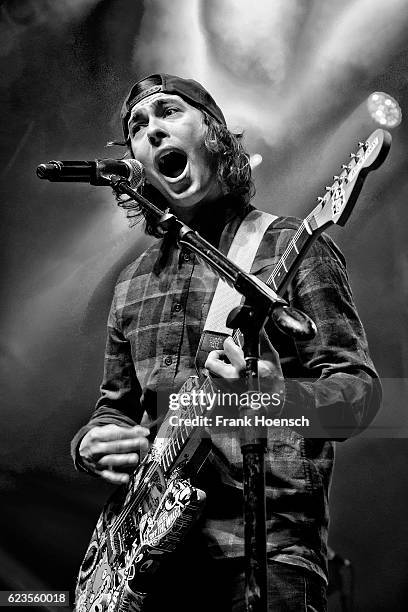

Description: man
[71,74,381,611]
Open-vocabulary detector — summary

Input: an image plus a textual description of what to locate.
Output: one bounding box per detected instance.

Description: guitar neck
[266,211,322,295]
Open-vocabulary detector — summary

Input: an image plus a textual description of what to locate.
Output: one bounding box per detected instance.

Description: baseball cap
[121,73,227,141]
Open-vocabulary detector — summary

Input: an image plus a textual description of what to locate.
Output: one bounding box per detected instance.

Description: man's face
[127,93,222,221]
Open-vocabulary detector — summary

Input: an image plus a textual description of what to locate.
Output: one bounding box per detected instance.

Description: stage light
[250,153,263,170]
[367,92,402,128]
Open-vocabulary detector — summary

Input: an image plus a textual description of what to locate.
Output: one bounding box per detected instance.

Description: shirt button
[164,356,173,366]
[174,303,182,312]
[182,252,191,262]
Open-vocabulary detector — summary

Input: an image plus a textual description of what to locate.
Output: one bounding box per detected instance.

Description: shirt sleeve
[277,232,382,438]
[70,283,143,471]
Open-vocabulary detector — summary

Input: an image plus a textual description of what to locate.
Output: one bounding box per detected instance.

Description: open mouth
[157,150,188,178]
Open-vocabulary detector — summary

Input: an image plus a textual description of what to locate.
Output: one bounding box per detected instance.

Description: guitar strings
[265,215,312,290]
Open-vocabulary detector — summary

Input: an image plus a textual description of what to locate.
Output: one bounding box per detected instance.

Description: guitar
[74,129,391,612]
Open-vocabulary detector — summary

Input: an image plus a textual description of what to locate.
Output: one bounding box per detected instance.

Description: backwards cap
[121,73,226,141]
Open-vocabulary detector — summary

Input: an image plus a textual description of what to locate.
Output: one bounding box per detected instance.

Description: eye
[163,107,180,117]
[129,122,146,136]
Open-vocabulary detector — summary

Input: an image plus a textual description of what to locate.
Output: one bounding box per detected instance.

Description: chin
[170,192,201,206]
[166,184,204,206]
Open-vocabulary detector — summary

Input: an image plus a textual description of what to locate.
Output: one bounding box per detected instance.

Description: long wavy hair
[116,80,255,237]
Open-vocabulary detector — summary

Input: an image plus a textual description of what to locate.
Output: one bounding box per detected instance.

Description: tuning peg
[333,175,340,181]
[325,186,332,192]
[349,153,359,159]
[316,196,325,203]
[358,141,366,148]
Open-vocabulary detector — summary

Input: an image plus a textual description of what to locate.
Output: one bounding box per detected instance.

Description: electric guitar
[74,129,391,612]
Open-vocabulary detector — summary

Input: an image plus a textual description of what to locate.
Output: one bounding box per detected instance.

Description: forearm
[283,369,382,438]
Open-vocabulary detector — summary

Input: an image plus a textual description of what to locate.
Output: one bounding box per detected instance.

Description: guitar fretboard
[267,213,316,294]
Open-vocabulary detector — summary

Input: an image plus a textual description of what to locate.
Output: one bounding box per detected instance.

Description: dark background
[1,0,408,609]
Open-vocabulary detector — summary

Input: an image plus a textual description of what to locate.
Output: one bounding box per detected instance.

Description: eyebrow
[128,96,185,125]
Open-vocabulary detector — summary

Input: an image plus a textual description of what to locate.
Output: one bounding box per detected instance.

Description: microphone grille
[124,159,145,189]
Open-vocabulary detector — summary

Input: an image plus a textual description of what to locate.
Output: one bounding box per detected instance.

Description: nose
[147,118,169,147]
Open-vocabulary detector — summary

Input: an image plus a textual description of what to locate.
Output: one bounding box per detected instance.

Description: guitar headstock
[310,129,391,231]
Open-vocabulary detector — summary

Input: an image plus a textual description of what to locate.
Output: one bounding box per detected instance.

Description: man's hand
[78,424,150,485]
[205,335,285,398]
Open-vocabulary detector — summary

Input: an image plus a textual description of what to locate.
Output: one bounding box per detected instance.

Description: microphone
[36,159,145,189]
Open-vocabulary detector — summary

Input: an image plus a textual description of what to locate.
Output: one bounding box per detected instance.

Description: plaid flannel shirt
[71,208,381,582]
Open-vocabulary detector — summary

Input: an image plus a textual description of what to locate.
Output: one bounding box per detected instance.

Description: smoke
[1,0,101,26]
[133,0,208,81]
[202,0,310,87]
[0,0,102,58]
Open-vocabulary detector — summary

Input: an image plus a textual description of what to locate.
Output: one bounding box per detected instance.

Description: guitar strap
[195,209,278,369]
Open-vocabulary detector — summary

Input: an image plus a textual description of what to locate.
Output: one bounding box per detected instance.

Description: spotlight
[367,92,402,128]
[250,153,263,170]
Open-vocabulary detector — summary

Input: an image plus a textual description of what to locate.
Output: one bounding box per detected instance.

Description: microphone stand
[110,176,288,321]
[110,176,314,612]
[226,303,270,612]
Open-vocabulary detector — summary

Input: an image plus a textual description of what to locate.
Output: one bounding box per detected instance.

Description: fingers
[99,469,130,485]
[205,335,285,398]
[93,450,144,485]
[223,337,246,369]
[97,452,142,468]
[97,452,141,485]
[89,435,149,458]
[205,352,230,377]
[79,424,150,482]
[87,424,150,442]
[205,337,246,379]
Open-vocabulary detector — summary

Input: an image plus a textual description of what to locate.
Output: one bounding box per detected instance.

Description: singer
[70,74,381,611]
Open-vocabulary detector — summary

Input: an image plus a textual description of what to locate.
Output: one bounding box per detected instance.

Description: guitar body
[75,457,206,612]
